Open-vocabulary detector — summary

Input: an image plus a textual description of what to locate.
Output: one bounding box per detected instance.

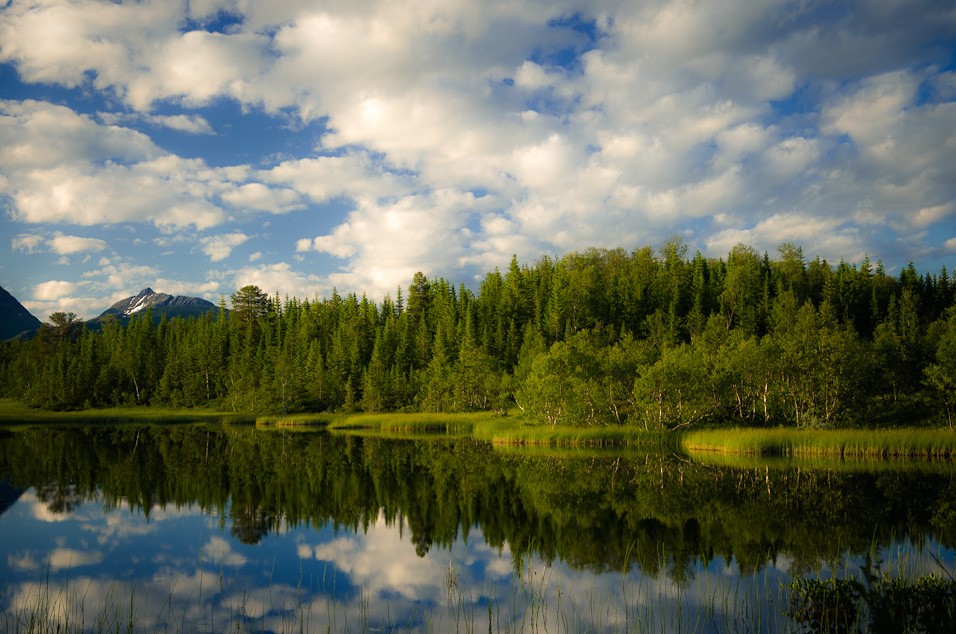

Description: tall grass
[470,418,677,449]
[254,413,338,428]
[683,427,956,459]
[328,411,488,435]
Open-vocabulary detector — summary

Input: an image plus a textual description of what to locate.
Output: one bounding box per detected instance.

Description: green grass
[6,398,956,457]
[254,413,339,428]
[683,427,956,459]
[327,411,678,448]
[0,398,253,425]
[470,417,676,448]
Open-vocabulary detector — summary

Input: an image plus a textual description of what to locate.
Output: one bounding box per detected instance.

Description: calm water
[0,425,953,632]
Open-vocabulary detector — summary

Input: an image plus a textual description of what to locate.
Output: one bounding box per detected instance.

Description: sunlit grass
[471,418,676,448]
[683,427,956,459]
[327,411,677,448]
[254,413,339,428]
[6,397,956,457]
[328,411,488,434]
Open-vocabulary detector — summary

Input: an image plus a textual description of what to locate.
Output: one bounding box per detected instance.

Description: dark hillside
[0,285,41,340]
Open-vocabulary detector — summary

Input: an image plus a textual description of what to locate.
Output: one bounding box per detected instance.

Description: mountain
[0,285,42,340]
[94,288,221,323]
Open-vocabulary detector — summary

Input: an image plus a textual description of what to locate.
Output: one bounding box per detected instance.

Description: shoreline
[3,399,955,459]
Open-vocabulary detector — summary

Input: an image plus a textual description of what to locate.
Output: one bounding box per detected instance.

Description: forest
[1,240,954,430]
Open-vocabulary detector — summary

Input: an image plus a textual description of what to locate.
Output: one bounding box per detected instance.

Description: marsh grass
[0,398,252,426]
[684,427,956,459]
[254,413,338,428]
[471,420,677,448]
[328,411,488,434]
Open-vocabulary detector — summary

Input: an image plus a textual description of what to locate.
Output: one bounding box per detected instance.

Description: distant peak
[137,287,155,296]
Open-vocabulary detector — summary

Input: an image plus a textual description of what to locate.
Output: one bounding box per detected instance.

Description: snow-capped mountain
[97,288,220,321]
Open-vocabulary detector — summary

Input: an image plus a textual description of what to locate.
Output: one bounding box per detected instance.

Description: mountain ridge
[94,288,221,323]
[0,285,43,340]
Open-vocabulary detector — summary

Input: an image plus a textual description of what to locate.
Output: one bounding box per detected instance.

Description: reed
[683,427,956,459]
[328,411,489,434]
[470,419,676,449]
[254,413,338,428]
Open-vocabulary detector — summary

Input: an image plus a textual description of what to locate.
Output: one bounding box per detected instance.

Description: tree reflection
[0,425,954,581]
[35,482,82,515]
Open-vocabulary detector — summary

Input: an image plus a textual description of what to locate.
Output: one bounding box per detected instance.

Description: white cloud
[265,152,414,203]
[8,552,39,571]
[0,101,236,230]
[34,280,80,301]
[82,260,160,292]
[202,536,247,568]
[307,513,445,602]
[1,0,955,303]
[11,233,44,253]
[229,261,326,299]
[100,112,215,135]
[48,547,104,571]
[221,183,302,213]
[200,232,249,262]
[301,189,496,298]
[48,233,108,255]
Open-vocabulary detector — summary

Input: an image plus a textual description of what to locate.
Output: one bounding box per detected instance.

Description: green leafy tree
[925,308,956,428]
[633,343,718,430]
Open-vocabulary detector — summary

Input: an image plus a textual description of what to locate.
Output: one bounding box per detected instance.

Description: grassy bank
[0,398,252,426]
[5,398,956,456]
[328,411,678,448]
[327,411,486,435]
[683,427,956,459]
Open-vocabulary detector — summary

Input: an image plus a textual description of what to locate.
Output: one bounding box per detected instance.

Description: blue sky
[1,0,954,319]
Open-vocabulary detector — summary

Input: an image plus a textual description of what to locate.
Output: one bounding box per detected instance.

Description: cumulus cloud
[34,280,81,301]
[221,183,302,213]
[229,261,327,299]
[1,0,955,303]
[48,233,108,255]
[202,536,247,568]
[100,111,215,135]
[299,189,497,298]
[11,233,44,253]
[0,101,235,229]
[47,547,104,571]
[200,232,249,262]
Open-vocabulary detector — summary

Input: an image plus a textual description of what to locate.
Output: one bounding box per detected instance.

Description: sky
[0,0,955,320]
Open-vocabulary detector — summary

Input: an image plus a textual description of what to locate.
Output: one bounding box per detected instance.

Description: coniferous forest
[2,240,954,429]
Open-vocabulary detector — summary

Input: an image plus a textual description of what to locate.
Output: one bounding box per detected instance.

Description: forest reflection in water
[0,424,953,632]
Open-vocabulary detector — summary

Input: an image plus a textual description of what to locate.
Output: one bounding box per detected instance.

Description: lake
[0,424,953,632]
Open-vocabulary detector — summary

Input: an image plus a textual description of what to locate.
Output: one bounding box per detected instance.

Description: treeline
[1,240,954,428]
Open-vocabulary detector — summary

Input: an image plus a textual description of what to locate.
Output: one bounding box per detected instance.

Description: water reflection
[0,425,953,631]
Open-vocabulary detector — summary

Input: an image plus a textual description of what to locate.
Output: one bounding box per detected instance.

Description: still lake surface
[0,424,953,632]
